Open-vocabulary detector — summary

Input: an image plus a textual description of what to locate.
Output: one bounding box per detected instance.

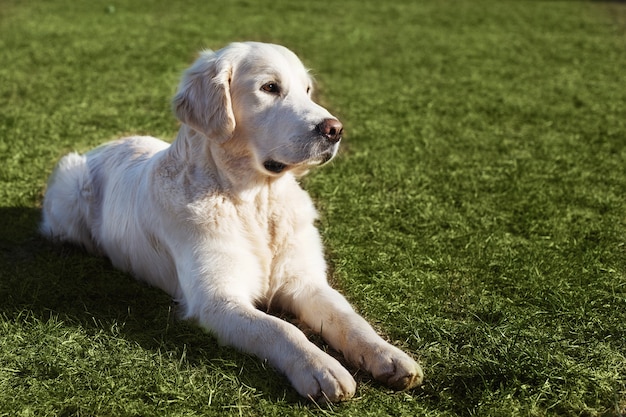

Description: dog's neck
[169,125,288,200]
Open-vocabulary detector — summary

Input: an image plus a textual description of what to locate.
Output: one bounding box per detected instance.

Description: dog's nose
[317,119,343,143]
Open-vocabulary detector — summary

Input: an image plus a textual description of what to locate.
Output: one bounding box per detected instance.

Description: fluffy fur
[41,42,423,401]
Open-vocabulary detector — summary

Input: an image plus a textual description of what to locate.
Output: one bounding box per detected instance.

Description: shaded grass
[1,0,625,416]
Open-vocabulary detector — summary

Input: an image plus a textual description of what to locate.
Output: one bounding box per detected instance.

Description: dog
[40,42,423,402]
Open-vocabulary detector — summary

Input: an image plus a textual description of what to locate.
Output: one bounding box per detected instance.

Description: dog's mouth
[263,160,288,174]
[318,151,335,165]
[263,147,338,175]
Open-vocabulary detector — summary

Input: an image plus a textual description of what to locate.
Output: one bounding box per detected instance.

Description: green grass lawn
[1,0,625,415]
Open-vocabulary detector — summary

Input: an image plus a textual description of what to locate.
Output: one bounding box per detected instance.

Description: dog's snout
[317,119,343,143]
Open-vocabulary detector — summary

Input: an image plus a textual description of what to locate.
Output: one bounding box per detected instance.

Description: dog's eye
[306,86,311,95]
[261,82,280,95]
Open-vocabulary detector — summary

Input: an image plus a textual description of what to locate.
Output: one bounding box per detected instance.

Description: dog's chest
[240,189,293,257]
[237,183,313,273]
[179,175,317,299]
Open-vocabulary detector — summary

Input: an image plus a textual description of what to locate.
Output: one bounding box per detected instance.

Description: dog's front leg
[199,297,357,401]
[276,227,424,391]
[176,256,356,402]
[293,287,423,391]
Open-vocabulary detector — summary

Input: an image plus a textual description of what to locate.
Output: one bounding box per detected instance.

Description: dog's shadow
[0,206,321,403]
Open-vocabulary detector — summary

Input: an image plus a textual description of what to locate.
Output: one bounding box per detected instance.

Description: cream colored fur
[41,42,423,402]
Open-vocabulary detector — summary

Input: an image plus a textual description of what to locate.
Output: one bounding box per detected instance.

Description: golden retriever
[41,42,423,402]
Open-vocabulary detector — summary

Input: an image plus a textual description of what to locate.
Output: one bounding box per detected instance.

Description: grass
[1,0,625,415]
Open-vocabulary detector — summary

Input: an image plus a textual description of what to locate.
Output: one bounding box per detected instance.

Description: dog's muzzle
[263,119,343,175]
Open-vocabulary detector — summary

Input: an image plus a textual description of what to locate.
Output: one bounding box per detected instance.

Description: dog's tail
[40,152,98,252]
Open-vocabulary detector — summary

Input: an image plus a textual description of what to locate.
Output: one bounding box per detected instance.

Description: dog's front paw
[290,355,356,402]
[362,344,424,391]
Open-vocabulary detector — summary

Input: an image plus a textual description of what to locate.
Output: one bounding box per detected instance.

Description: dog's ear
[172,51,236,143]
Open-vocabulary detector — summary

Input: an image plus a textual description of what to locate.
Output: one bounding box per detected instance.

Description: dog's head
[173,42,342,176]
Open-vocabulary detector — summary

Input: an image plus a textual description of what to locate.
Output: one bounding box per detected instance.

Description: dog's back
[42,137,182,297]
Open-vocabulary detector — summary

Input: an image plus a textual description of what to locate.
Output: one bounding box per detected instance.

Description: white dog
[40,42,423,402]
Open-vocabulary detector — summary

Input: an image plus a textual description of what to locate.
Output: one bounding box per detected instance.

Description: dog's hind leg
[40,152,97,252]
